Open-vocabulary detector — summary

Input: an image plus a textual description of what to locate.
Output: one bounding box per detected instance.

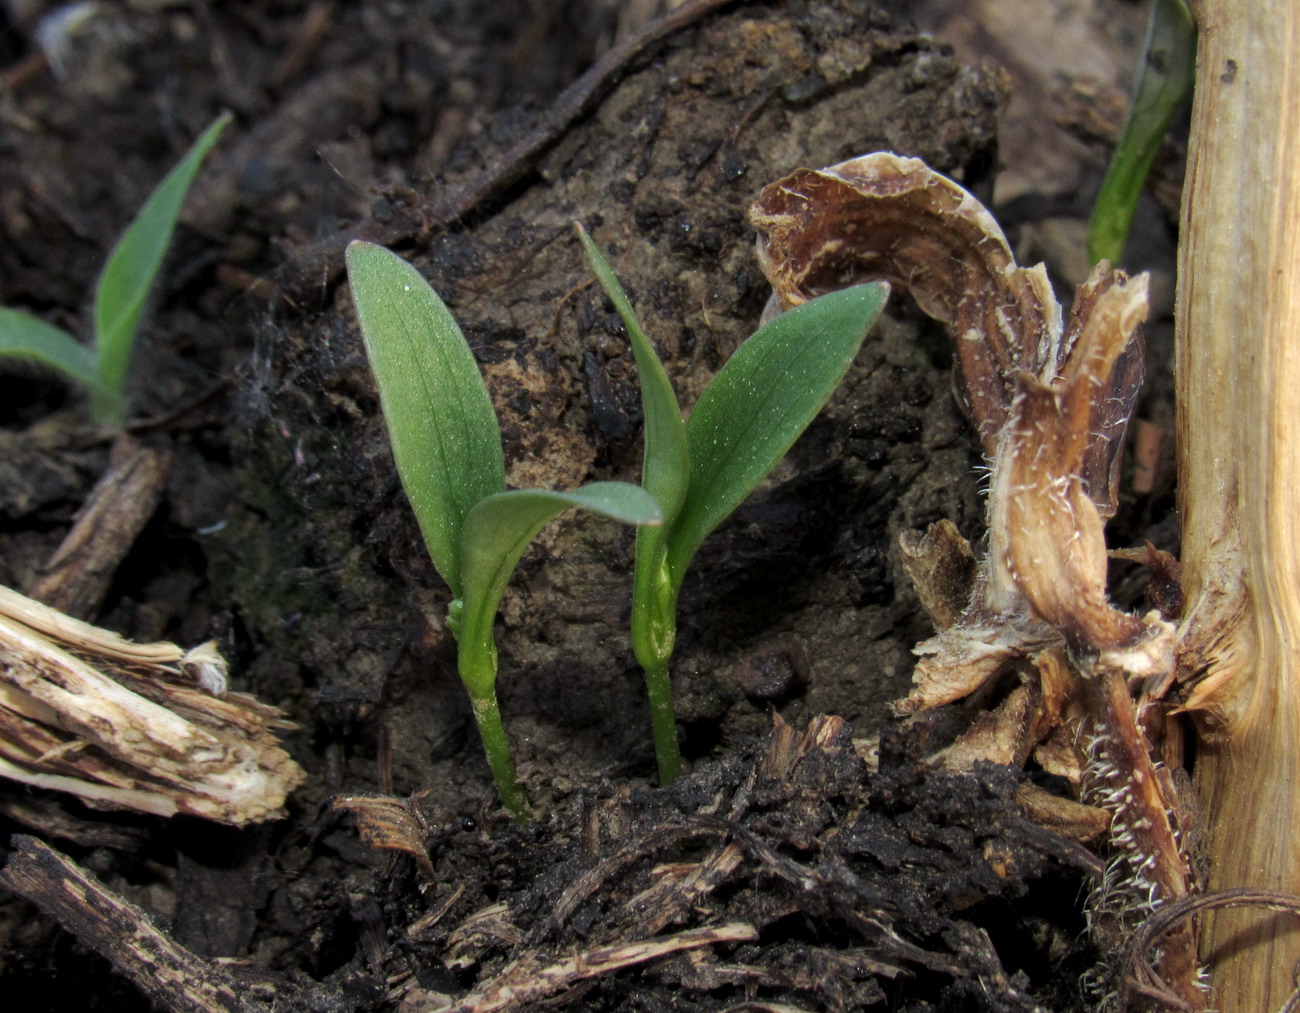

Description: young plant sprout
[575,225,888,784]
[1086,0,1194,265]
[345,241,661,819]
[0,113,231,427]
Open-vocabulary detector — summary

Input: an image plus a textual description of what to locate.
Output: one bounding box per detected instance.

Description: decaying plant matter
[0,584,303,825]
[751,153,1203,1006]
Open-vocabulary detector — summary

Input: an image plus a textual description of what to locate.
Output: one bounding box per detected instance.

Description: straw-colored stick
[1175,1,1300,1007]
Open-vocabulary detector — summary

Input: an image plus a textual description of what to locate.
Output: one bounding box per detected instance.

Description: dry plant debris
[0,584,303,825]
[751,152,1201,1006]
[366,714,1094,1013]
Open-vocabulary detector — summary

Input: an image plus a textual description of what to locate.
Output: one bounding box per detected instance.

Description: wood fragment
[0,835,271,1013]
[421,922,758,1013]
[407,884,468,942]
[27,435,170,619]
[0,584,303,824]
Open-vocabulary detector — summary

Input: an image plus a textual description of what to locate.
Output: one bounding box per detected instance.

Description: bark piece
[0,835,270,1013]
[27,435,170,620]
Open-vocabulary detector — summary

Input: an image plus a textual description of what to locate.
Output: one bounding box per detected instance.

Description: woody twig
[0,584,303,825]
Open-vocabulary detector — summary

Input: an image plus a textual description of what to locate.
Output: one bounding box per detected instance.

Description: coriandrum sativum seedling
[0,113,231,427]
[576,225,888,784]
[345,241,661,819]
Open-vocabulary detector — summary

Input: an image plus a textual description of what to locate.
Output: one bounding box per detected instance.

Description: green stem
[1086,0,1195,264]
[468,690,528,821]
[643,657,682,785]
[458,628,528,820]
[89,383,125,429]
[631,540,682,785]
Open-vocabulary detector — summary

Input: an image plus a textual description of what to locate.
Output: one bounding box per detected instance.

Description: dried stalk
[752,153,1203,1004]
[0,835,271,1013]
[0,584,303,825]
[1174,0,1300,1007]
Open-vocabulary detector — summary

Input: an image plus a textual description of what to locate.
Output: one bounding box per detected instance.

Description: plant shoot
[576,225,888,784]
[0,113,232,426]
[345,241,661,819]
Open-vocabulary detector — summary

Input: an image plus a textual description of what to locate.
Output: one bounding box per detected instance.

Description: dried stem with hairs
[751,152,1202,1004]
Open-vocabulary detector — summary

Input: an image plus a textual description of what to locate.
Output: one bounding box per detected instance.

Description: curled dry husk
[751,153,1203,1005]
[0,584,304,825]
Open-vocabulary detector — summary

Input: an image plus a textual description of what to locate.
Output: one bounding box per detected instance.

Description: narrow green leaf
[575,224,689,526]
[1087,0,1195,265]
[664,282,888,583]
[92,112,232,422]
[0,307,100,392]
[456,482,662,692]
[347,241,506,599]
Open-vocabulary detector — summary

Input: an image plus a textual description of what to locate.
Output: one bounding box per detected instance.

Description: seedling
[576,225,888,784]
[345,241,661,819]
[1086,0,1194,265]
[0,112,231,426]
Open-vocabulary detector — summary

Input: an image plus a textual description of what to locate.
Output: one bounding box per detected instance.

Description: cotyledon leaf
[664,281,889,585]
[575,224,689,527]
[346,240,506,599]
[575,224,689,672]
[0,308,100,392]
[455,483,663,693]
[93,112,232,420]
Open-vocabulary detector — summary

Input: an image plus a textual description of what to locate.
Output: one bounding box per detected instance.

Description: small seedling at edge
[576,225,888,785]
[345,241,662,819]
[1086,0,1194,265]
[0,113,232,427]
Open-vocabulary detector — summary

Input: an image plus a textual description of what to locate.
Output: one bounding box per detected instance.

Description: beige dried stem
[1174,0,1300,1008]
[752,152,1202,1004]
[0,584,304,825]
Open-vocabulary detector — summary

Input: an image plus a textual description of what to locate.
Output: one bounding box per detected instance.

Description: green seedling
[1086,0,1195,265]
[576,225,888,785]
[0,113,231,426]
[345,241,662,819]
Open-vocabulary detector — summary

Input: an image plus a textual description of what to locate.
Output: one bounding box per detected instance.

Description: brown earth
[0,1,1180,1010]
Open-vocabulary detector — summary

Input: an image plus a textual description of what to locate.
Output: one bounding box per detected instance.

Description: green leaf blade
[92,112,232,422]
[0,308,100,392]
[456,482,662,692]
[347,241,507,599]
[665,282,888,583]
[575,224,689,526]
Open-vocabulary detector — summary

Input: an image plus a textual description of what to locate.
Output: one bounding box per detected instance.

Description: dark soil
[0,2,1180,1010]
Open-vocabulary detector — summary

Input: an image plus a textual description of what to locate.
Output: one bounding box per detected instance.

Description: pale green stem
[468,689,528,821]
[632,540,682,785]
[458,627,528,820]
[642,657,681,785]
[89,384,126,429]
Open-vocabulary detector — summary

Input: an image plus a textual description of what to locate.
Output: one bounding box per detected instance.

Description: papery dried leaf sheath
[752,154,1058,454]
[752,154,1143,520]
[751,152,1201,1004]
[752,153,1160,701]
[993,272,1162,654]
